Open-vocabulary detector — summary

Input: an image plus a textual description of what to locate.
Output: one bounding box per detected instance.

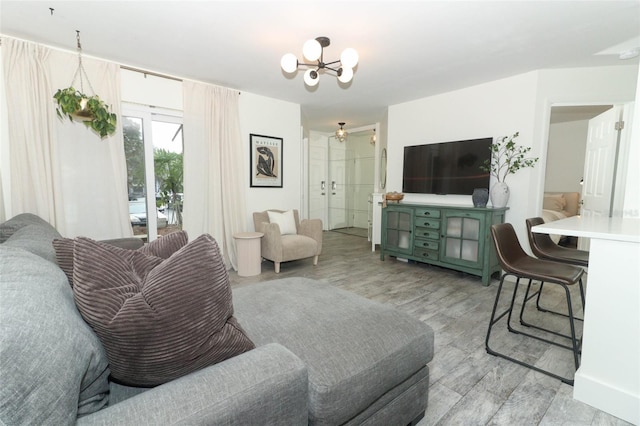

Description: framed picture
[250,134,283,188]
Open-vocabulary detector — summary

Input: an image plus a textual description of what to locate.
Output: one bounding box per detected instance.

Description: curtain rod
[120,65,183,82]
[119,65,241,94]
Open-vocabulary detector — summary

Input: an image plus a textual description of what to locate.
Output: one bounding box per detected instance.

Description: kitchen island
[532,216,640,425]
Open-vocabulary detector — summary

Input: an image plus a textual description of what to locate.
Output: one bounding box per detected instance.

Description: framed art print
[250,134,283,188]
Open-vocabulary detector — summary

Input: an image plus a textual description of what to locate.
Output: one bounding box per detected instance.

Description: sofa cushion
[232,277,434,426]
[268,210,297,235]
[0,212,62,264]
[0,212,59,244]
[3,224,62,264]
[72,233,255,387]
[0,245,110,425]
[54,230,188,287]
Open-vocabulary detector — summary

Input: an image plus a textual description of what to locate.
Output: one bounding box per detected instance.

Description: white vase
[490,182,510,208]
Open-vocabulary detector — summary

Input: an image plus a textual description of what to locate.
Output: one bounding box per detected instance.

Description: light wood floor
[228,230,631,426]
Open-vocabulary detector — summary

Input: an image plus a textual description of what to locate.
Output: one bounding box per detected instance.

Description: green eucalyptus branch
[480,132,538,183]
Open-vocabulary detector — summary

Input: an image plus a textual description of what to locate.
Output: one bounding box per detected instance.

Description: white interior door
[308,137,328,228]
[579,105,623,250]
[581,106,622,217]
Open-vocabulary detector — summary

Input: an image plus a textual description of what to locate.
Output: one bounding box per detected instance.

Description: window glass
[123,106,183,241]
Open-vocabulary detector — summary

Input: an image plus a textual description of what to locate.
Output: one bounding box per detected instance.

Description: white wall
[388,65,638,246]
[388,71,539,245]
[239,92,302,231]
[545,119,588,193]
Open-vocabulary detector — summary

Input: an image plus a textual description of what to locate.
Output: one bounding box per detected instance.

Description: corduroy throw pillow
[70,233,255,387]
[54,231,188,288]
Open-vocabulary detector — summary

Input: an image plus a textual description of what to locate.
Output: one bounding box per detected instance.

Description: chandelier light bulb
[340,48,359,69]
[280,53,298,73]
[304,69,320,86]
[281,37,358,86]
[338,67,353,83]
[303,39,322,61]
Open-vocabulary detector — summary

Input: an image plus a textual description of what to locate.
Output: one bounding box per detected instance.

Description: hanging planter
[53,87,117,137]
[53,31,117,138]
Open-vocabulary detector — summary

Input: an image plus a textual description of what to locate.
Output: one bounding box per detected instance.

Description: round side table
[233,232,264,277]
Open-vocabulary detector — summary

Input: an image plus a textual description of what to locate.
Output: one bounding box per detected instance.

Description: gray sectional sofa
[0,213,434,425]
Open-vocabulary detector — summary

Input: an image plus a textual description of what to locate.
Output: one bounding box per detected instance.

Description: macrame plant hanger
[53,29,117,138]
[70,30,95,120]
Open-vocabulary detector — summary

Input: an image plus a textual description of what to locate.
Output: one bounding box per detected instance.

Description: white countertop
[532,216,640,243]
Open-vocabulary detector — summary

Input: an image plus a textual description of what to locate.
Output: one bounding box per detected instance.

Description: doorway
[308,126,377,236]
[544,105,612,248]
[328,129,375,236]
[545,105,612,192]
[544,103,634,248]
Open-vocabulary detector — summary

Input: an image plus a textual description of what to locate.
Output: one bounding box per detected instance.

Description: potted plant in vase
[480,131,539,208]
[53,87,117,138]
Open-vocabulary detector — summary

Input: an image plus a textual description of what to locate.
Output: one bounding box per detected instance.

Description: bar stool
[486,223,585,385]
[525,217,588,319]
[525,217,589,267]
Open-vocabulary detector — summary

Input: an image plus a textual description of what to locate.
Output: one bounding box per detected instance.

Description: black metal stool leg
[486,273,581,385]
[533,281,584,322]
[562,283,581,371]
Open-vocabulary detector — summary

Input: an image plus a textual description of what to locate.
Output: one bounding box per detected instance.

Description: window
[123,104,183,241]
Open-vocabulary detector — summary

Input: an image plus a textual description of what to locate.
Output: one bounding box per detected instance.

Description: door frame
[305,123,380,231]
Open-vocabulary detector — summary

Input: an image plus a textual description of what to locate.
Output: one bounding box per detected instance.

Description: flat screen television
[402,137,492,195]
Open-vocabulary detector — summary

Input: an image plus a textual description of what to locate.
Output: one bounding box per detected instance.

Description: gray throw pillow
[71,233,255,387]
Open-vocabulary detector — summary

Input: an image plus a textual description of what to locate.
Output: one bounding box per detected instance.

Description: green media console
[380,203,508,286]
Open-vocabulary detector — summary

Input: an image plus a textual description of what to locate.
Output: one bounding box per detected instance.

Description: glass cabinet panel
[442,211,484,267]
[461,240,479,261]
[462,218,480,240]
[383,207,413,254]
[446,217,462,237]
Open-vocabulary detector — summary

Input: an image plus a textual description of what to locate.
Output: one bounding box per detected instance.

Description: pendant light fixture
[281,37,358,87]
[335,122,348,142]
[370,129,376,145]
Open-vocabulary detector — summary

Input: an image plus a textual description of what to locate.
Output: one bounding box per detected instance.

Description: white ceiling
[1,1,638,132]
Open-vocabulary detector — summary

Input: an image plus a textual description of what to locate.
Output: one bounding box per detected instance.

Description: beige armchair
[253,209,323,273]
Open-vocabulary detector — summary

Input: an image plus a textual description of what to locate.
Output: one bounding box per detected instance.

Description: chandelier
[281,37,359,87]
[335,122,348,142]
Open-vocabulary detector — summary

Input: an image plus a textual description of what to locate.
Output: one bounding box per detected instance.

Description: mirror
[380,148,387,189]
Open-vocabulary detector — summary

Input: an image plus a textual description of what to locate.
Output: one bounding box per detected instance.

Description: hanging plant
[52,30,117,139]
[53,87,117,138]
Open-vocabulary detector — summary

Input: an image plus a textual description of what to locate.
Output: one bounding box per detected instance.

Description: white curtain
[2,38,57,223]
[1,37,131,239]
[182,81,247,269]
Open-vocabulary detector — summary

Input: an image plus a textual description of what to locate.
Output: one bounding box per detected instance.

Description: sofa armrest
[77,344,308,426]
[99,237,144,250]
[299,219,323,254]
[258,222,283,261]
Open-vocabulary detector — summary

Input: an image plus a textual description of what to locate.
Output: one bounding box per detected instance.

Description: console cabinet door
[440,210,486,269]
[382,206,414,256]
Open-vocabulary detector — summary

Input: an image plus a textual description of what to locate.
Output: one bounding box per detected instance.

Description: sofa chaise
[0,213,434,425]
